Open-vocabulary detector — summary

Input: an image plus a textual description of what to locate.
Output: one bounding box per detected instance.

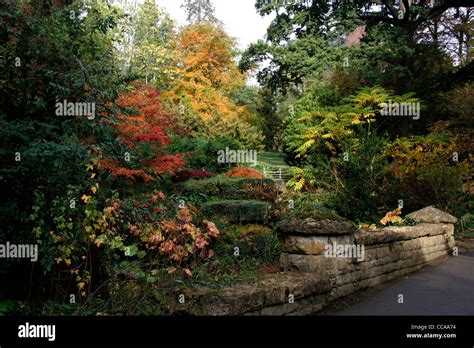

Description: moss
[202,199,272,223]
[204,290,220,298]
[177,176,278,202]
[280,193,342,222]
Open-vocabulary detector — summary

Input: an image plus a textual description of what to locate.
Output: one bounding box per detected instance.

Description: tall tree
[241,0,473,92]
[119,0,177,87]
[181,0,219,24]
[0,0,126,295]
[164,23,263,148]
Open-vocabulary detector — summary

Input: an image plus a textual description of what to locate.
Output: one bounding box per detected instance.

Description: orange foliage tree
[164,22,264,148]
[101,86,184,182]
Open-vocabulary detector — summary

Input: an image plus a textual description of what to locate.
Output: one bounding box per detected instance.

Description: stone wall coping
[354,223,454,245]
[277,218,356,236]
[171,272,331,316]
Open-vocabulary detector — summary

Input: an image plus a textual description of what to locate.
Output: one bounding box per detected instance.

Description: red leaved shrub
[224,167,263,179]
[100,86,185,181]
[173,169,215,182]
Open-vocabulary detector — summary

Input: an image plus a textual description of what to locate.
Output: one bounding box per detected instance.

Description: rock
[405,206,458,224]
[277,218,356,236]
[171,272,331,315]
[280,253,328,272]
[354,223,452,245]
[283,236,328,255]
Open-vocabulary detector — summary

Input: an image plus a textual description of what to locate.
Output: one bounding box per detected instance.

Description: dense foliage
[0,0,472,315]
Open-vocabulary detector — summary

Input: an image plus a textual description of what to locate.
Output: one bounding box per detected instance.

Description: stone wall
[170,207,457,315]
[279,221,455,304]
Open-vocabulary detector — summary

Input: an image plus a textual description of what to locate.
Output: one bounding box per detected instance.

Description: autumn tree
[101,86,185,182]
[165,22,264,148]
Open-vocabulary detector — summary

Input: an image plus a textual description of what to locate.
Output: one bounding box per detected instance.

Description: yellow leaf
[380,208,403,225]
[294,177,305,191]
[388,216,402,224]
[91,186,97,194]
[65,259,71,267]
[81,195,91,203]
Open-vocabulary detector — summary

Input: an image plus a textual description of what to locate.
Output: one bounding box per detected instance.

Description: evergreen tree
[181,0,219,24]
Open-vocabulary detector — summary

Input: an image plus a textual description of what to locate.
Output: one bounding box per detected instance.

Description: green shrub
[190,224,281,285]
[178,176,278,202]
[385,132,469,212]
[167,135,244,173]
[202,200,272,224]
[325,133,396,222]
[275,192,343,222]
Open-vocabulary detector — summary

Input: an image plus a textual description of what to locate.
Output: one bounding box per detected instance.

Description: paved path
[335,251,474,315]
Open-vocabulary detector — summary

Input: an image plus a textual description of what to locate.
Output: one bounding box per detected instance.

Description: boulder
[405,206,458,224]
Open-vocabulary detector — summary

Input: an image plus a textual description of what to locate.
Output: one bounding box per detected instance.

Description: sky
[154,0,275,51]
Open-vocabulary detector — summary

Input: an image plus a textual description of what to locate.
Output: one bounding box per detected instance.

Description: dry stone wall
[280,221,455,303]
[170,207,457,315]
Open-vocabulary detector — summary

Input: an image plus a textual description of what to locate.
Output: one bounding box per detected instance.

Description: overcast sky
[154,0,274,51]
